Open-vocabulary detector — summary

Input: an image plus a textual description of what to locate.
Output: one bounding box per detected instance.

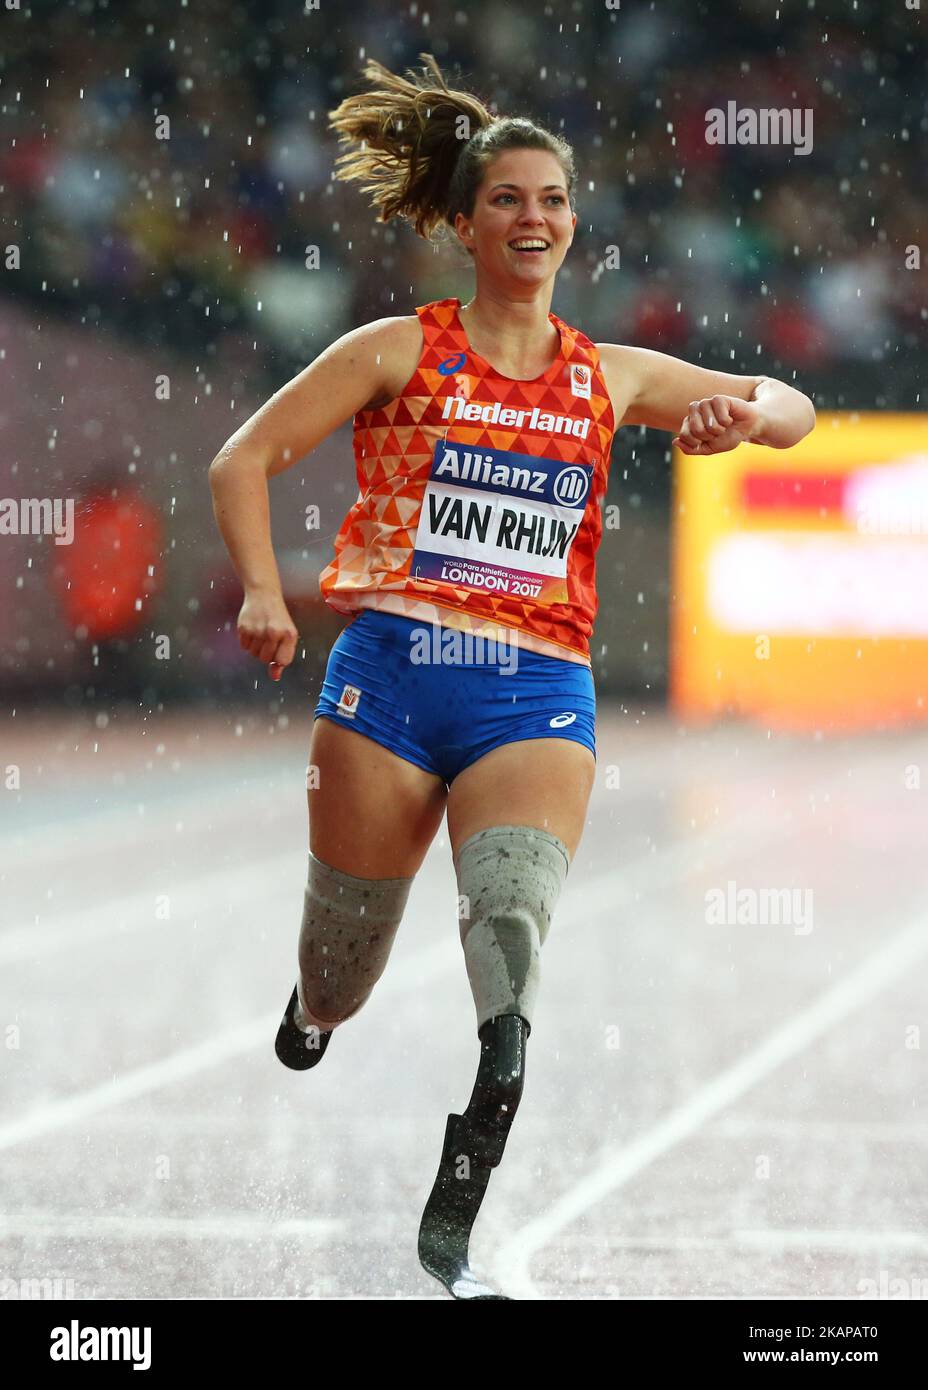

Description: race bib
[410,439,592,604]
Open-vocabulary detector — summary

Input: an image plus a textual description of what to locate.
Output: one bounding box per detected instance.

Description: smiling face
[453,147,577,292]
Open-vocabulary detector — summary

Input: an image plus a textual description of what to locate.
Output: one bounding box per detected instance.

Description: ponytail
[328,53,577,243]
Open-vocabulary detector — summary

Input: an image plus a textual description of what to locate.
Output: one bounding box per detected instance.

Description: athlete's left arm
[596,342,816,454]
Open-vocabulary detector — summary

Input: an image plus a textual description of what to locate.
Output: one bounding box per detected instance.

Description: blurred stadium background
[3,0,928,1304]
[2,0,924,708]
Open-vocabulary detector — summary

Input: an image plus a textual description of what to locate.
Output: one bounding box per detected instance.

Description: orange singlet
[319,296,616,667]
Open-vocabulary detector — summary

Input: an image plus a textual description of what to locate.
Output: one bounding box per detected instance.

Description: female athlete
[208,54,815,1300]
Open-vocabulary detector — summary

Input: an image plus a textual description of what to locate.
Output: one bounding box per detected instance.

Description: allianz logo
[435,448,591,506]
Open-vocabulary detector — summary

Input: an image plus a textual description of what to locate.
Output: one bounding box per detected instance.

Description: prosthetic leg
[275,850,414,1071]
[418,1013,529,1299]
[418,825,569,1300]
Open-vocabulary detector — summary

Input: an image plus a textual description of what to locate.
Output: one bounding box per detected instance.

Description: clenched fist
[672,395,761,455]
[237,589,299,681]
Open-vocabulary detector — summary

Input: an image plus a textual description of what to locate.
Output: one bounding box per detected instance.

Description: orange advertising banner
[670,413,928,730]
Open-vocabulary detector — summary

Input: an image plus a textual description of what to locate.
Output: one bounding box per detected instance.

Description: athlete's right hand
[237,590,299,681]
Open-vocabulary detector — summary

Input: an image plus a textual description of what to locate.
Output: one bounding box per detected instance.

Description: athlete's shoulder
[322,313,422,370]
[348,313,422,352]
[593,340,637,363]
[350,302,462,408]
[344,315,425,413]
[592,341,643,387]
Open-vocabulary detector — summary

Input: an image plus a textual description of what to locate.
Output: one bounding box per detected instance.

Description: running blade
[418,1125,511,1299]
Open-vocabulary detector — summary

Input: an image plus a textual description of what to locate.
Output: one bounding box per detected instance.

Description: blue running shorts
[313,609,596,786]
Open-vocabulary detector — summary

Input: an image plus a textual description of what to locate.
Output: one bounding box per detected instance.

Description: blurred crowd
[2,0,925,388]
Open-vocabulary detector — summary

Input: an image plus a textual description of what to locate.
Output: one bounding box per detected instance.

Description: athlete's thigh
[308,715,447,878]
[446,737,595,861]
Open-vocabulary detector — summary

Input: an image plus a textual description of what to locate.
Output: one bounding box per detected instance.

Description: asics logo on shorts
[549,712,577,727]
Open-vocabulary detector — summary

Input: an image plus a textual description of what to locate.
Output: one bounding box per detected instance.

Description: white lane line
[0,1015,272,1152]
[0,1212,343,1241]
[491,908,928,1299]
[0,941,456,1153]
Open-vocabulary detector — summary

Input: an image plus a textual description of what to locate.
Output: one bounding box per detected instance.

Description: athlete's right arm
[210,315,422,483]
[208,316,421,676]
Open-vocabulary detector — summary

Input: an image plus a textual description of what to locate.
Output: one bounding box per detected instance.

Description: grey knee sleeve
[295,851,414,1032]
[453,825,569,1035]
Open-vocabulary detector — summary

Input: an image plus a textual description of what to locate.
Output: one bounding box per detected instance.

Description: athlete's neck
[458,288,559,373]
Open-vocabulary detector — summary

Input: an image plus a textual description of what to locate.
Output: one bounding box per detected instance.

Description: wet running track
[2,703,925,1299]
